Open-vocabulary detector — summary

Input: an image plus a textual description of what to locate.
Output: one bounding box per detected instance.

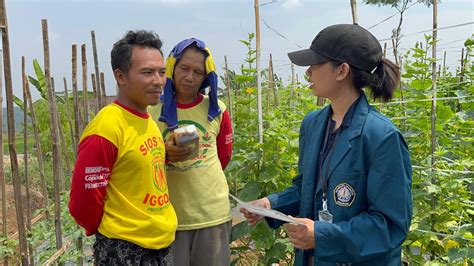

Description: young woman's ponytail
[370,58,400,102]
[350,58,400,102]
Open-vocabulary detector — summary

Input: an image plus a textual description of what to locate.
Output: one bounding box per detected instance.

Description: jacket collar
[314,94,370,194]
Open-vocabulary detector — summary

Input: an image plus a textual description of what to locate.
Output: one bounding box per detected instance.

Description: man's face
[115,45,166,112]
[173,48,206,103]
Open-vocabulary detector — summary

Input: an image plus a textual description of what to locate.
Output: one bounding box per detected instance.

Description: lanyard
[318,117,340,211]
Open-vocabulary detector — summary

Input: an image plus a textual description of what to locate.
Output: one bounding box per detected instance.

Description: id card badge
[318,199,333,223]
[318,210,333,223]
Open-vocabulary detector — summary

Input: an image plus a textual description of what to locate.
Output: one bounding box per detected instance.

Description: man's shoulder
[82,104,126,142]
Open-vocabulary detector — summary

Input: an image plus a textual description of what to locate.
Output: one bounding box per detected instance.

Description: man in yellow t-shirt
[69,30,177,265]
[149,38,233,265]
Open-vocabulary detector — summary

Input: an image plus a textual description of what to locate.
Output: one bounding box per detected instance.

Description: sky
[3,0,474,101]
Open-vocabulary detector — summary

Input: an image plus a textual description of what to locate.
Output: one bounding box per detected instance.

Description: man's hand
[165,133,192,162]
[239,197,271,226]
[283,218,315,250]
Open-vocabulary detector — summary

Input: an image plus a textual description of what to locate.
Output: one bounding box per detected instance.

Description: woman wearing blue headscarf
[149,38,233,266]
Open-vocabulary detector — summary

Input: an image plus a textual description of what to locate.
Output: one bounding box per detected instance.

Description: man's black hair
[111,30,163,73]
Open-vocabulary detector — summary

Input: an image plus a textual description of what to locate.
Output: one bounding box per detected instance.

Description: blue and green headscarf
[159,38,220,130]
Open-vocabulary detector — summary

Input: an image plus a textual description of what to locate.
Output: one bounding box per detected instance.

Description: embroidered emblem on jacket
[334,183,356,207]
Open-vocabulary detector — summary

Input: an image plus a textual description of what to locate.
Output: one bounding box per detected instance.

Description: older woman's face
[173,48,206,104]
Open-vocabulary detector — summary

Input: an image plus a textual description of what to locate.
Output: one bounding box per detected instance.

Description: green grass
[2,133,35,155]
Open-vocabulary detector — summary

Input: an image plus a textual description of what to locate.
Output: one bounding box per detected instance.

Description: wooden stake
[81,44,89,124]
[430,2,438,259]
[399,55,407,132]
[91,73,98,113]
[91,30,102,110]
[224,56,232,120]
[63,77,77,157]
[0,51,6,254]
[383,42,387,58]
[269,54,278,107]
[23,58,36,263]
[52,77,71,188]
[266,56,271,112]
[1,1,29,263]
[0,50,8,266]
[350,0,358,24]
[459,48,465,83]
[291,63,295,108]
[442,51,446,77]
[72,44,82,144]
[100,72,107,107]
[254,0,263,144]
[42,18,63,251]
[22,56,34,261]
[24,57,50,220]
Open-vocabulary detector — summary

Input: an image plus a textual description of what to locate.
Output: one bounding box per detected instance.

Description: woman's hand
[239,197,271,226]
[165,133,192,162]
[283,218,315,250]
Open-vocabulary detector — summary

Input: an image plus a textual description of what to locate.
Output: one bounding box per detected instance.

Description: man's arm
[68,135,118,236]
[216,109,233,169]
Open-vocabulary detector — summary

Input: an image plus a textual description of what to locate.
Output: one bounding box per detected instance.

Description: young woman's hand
[165,133,192,162]
[239,197,271,226]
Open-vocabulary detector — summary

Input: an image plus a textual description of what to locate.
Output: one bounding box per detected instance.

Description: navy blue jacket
[267,95,412,265]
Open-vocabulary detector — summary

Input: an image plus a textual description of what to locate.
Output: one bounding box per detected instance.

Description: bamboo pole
[91,73,98,113]
[42,18,63,251]
[63,77,76,158]
[9,211,45,239]
[291,63,295,108]
[456,48,465,112]
[52,77,71,188]
[430,1,438,260]
[399,56,407,132]
[442,51,446,77]
[22,56,34,263]
[268,55,278,108]
[350,0,358,24]
[266,56,271,112]
[1,1,29,263]
[254,0,263,144]
[100,72,106,107]
[72,44,82,145]
[224,56,233,120]
[24,57,50,221]
[0,52,6,249]
[459,48,465,83]
[42,239,73,266]
[81,44,89,124]
[91,30,102,109]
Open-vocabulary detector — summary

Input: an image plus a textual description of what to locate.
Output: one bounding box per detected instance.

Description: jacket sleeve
[68,135,118,236]
[265,117,307,229]
[216,109,233,170]
[314,131,412,262]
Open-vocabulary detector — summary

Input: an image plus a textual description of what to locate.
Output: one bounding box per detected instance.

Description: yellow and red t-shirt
[149,94,233,230]
[69,101,177,249]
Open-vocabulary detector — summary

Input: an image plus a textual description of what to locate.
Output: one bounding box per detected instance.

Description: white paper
[229,193,305,225]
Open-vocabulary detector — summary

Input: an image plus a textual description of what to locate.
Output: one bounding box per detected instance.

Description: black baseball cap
[288,24,382,72]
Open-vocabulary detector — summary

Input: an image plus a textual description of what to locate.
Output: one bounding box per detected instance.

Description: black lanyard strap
[318,117,341,203]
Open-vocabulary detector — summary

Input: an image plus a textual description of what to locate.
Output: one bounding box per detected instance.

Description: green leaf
[238,181,262,201]
[32,59,47,99]
[230,221,251,242]
[250,222,274,249]
[13,95,25,111]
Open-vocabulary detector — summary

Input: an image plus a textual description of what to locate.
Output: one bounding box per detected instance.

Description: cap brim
[288,49,329,66]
